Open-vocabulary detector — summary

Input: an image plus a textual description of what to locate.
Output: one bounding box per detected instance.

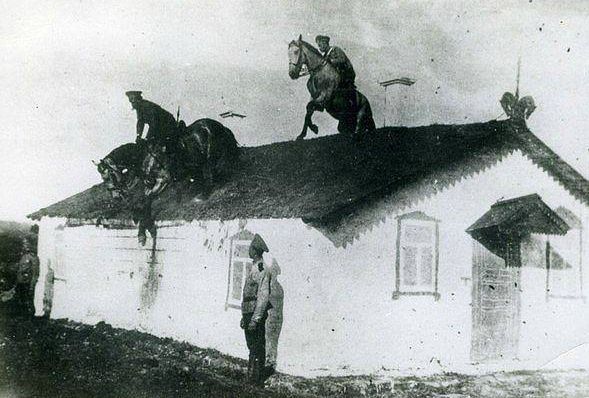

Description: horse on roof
[95,118,240,245]
[96,118,240,200]
[288,35,375,141]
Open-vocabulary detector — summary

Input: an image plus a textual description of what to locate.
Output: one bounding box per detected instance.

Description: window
[225,229,255,310]
[393,211,440,300]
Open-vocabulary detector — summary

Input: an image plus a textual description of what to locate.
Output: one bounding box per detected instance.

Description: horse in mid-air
[288,35,375,141]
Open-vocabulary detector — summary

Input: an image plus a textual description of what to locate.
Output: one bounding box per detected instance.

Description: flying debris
[378,77,416,87]
[219,110,246,119]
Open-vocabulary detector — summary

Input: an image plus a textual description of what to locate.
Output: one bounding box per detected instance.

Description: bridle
[289,41,304,75]
[290,41,323,77]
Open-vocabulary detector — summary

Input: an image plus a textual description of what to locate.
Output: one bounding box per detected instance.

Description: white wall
[34,150,589,376]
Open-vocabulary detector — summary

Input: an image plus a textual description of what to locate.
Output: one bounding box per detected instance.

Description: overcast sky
[1,0,588,222]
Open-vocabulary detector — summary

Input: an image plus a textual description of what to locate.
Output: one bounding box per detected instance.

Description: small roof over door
[466,194,570,264]
[467,194,570,237]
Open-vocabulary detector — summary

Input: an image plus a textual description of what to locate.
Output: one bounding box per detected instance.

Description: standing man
[15,238,39,315]
[241,234,271,386]
[264,258,284,378]
[125,91,179,147]
[315,35,356,89]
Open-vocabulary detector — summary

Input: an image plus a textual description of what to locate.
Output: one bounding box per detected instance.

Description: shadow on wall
[140,246,162,311]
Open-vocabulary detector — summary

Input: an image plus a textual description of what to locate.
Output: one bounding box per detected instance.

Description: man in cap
[125,91,179,147]
[315,35,356,89]
[240,233,272,386]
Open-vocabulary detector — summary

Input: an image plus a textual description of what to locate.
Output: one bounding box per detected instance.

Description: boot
[247,354,255,383]
[252,357,264,387]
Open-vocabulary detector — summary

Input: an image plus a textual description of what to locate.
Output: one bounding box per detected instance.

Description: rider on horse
[126,91,182,179]
[315,35,356,90]
[315,35,357,109]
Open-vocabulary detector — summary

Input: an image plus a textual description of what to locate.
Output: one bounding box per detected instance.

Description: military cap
[315,35,330,43]
[125,91,143,100]
[248,233,269,258]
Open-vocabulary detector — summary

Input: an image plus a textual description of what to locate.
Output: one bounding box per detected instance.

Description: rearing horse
[288,35,375,140]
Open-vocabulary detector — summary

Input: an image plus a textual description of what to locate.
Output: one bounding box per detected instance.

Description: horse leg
[307,102,320,135]
[192,162,213,202]
[297,101,319,140]
[337,119,354,137]
[353,94,374,139]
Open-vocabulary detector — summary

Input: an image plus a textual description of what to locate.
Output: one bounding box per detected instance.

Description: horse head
[93,159,124,198]
[288,35,304,79]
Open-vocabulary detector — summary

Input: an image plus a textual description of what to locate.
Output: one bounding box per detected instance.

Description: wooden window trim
[225,235,254,310]
[393,214,441,301]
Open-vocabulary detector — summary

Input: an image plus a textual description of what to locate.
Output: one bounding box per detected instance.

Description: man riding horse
[126,91,178,145]
[315,35,356,90]
[126,91,182,178]
[288,34,375,140]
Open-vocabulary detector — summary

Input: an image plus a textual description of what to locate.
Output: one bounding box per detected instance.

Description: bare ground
[0,304,588,398]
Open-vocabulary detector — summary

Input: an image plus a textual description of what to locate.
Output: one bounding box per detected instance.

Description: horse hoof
[295,135,306,141]
[310,125,319,134]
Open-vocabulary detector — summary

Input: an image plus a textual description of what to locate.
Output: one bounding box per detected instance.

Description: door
[471,240,522,362]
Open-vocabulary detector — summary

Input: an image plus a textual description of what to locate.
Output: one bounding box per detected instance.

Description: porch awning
[466,194,570,264]
[466,194,570,237]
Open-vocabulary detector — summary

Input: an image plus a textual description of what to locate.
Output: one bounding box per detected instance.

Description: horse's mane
[299,39,323,57]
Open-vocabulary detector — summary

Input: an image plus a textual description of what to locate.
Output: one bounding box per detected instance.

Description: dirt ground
[0,304,588,398]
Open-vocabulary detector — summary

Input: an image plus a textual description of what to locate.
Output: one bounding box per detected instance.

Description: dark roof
[466,193,570,236]
[29,121,589,235]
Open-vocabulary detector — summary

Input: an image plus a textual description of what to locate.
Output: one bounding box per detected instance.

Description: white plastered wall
[34,150,589,376]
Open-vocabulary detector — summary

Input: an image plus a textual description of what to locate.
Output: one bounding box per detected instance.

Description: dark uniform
[125,91,178,146]
[316,35,356,89]
[325,46,356,88]
[241,234,272,385]
[125,91,182,179]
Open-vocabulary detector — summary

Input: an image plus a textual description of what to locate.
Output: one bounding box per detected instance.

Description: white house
[30,120,589,376]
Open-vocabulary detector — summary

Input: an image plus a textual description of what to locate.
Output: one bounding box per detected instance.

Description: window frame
[393,212,441,300]
[225,230,254,310]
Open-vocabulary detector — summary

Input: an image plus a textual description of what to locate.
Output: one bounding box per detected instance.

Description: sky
[1,0,588,222]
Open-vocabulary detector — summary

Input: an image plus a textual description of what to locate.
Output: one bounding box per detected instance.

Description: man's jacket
[241,261,271,322]
[325,46,356,85]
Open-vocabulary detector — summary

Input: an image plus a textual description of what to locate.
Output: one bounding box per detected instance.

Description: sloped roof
[466,193,570,236]
[29,121,589,232]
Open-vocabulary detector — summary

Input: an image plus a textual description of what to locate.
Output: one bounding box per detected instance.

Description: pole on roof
[383,85,387,127]
[515,56,521,101]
